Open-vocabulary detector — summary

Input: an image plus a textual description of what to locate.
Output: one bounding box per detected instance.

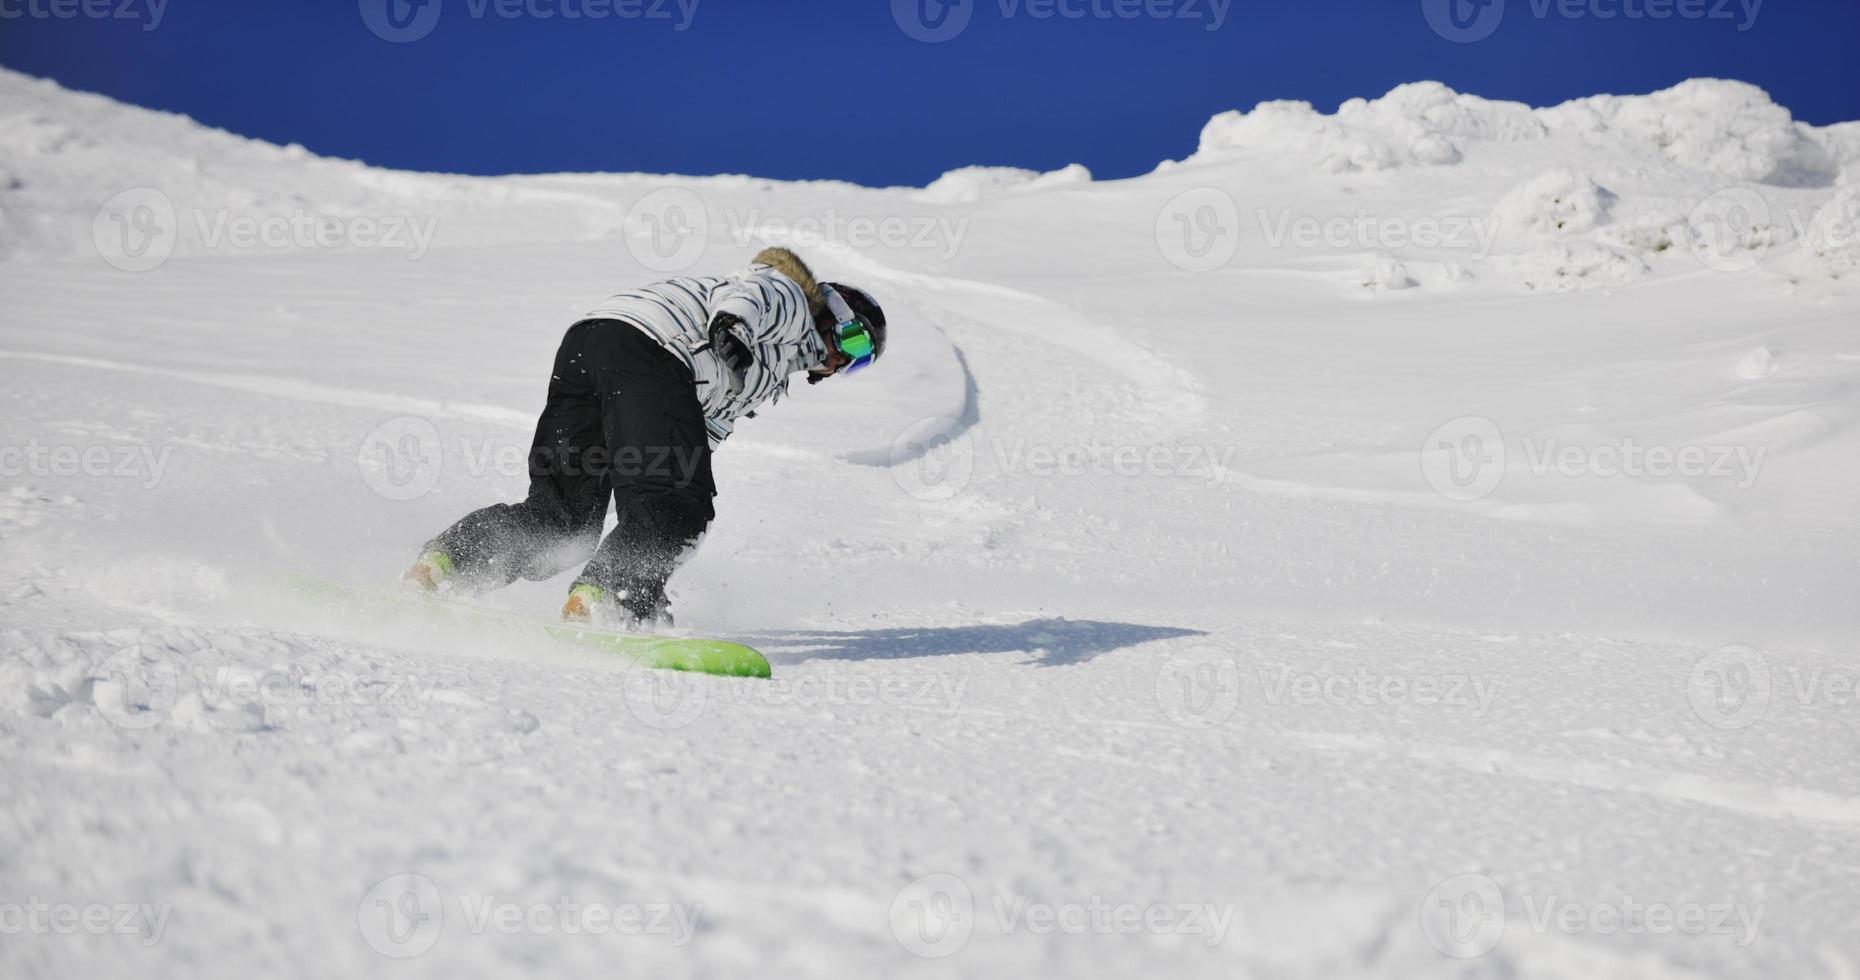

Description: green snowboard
[287,575,771,679]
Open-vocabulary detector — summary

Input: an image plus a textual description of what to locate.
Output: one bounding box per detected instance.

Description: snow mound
[1356,253,1417,291]
[916,163,1091,203]
[1507,242,1649,292]
[1789,184,1860,278]
[1191,79,1848,187]
[1193,82,1543,173]
[1491,170,1618,240]
[1540,79,1838,187]
[1595,211,1687,256]
[1823,122,1860,183]
[1734,346,1780,380]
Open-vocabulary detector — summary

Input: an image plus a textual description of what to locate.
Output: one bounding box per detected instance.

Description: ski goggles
[823,286,878,375]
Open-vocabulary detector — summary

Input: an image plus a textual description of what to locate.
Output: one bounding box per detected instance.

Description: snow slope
[2,68,1858,979]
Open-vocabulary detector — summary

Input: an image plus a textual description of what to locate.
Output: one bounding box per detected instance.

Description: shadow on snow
[744,618,1205,667]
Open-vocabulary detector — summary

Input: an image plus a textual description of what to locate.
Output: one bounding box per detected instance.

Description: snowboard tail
[287,575,771,678]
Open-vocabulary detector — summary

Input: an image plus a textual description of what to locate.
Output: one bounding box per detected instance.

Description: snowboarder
[401,247,886,628]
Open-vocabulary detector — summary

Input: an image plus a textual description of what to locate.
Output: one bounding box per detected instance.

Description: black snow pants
[428,319,716,614]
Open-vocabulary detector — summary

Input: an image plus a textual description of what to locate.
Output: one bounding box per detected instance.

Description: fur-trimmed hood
[751,247,827,319]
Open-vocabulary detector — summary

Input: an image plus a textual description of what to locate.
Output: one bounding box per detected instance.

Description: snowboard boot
[401,549,455,593]
[563,581,673,632]
[618,589,674,633]
[562,582,622,627]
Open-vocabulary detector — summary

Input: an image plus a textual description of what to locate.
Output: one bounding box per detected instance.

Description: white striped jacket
[580,263,830,446]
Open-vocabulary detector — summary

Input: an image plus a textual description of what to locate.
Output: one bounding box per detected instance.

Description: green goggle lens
[834,318,877,372]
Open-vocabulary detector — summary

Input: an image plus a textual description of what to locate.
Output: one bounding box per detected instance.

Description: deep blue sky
[3,0,1856,187]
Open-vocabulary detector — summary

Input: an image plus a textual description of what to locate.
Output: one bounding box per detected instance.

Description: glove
[707,313,754,384]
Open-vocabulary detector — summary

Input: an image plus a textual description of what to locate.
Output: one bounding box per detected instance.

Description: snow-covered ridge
[1189,78,1859,187]
[916,163,1093,203]
[0,68,851,262]
[3,67,1859,289]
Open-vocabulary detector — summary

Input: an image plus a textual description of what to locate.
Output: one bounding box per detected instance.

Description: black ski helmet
[824,282,886,363]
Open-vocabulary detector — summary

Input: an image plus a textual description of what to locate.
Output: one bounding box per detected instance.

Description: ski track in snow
[809,238,1210,438]
[1283,732,1860,830]
[3,68,1860,980]
[0,349,534,427]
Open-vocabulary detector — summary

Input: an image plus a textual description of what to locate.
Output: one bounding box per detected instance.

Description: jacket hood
[751,246,827,319]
